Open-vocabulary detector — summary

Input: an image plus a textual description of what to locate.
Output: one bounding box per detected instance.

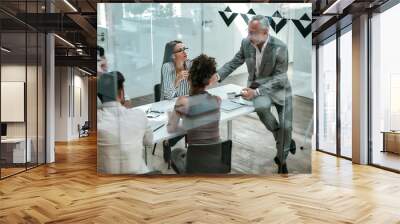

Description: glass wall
[317,35,337,155]
[98,3,313,174]
[316,27,352,159]
[0,1,46,179]
[371,3,400,171]
[339,28,352,158]
[99,3,313,100]
[1,31,28,177]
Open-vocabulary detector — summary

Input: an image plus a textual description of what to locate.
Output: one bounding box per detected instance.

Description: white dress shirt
[97,101,153,174]
[252,35,270,77]
[251,35,270,96]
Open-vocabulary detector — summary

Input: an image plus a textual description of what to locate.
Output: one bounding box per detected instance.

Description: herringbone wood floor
[0,135,400,224]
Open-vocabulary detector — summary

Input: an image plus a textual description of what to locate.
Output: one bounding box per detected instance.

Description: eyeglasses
[173,47,189,54]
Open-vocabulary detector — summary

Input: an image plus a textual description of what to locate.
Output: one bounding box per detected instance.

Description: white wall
[55,66,68,141]
[55,67,89,141]
[1,65,40,137]
[1,63,46,164]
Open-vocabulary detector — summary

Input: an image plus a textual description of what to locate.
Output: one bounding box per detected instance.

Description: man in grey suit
[216,15,295,174]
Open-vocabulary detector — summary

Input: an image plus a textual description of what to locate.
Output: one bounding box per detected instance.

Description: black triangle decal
[247,9,256,15]
[272,11,282,18]
[218,11,238,27]
[218,8,310,39]
[299,13,311,21]
[275,19,287,33]
[241,13,249,25]
[268,16,287,34]
[292,19,311,38]
[267,16,275,31]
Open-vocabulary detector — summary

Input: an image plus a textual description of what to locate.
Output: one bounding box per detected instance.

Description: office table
[135,84,255,145]
[1,138,32,165]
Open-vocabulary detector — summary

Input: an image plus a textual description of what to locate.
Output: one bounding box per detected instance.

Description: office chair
[152,84,161,155]
[151,84,188,156]
[172,140,232,174]
[78,121,90,138]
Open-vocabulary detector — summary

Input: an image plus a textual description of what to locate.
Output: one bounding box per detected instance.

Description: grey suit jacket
[217,36,292,105]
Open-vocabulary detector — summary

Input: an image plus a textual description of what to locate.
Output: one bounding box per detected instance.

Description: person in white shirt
[97,71,156,174]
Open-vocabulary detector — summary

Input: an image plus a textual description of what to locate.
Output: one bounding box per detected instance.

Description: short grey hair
[249,15,270,31]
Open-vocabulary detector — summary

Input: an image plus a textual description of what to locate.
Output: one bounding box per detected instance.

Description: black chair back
[154,84,161,102]
[82,121,90,129]
[185,140,232,174]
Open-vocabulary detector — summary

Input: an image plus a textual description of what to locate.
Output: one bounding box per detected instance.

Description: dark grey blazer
[217,36,292,105]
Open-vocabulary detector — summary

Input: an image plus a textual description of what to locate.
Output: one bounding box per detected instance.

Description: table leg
[382,133,386,153]
[144,146,148,165]
[227,120,232,140]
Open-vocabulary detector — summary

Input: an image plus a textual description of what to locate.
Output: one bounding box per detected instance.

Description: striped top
[161,60,192,100]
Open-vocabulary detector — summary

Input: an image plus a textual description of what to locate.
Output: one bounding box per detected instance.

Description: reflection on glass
[27,32,38,169]
[340,29,352,158]
[371,3,400,171]
[318,37,337,154]
[38,33,46,165]
[1,31,28,177]
[0,0,46,178]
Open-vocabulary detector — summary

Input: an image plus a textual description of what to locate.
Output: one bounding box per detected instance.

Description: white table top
[134,84,255,144]
[1,138,30,143]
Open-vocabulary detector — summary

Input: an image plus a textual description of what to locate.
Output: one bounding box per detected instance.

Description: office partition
[370,2,400,171]
[0,1,47,179]
[97,3,313,175]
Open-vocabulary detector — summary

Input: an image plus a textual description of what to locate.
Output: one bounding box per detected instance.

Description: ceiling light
[323,0,343,14]
[323,0,354,15]
[54,34,75,48]
[78,67,93,76]
[63,0,78,12]
[1,47,11,53]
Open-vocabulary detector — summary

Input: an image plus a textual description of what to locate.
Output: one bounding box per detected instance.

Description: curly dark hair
[189,54,217,91]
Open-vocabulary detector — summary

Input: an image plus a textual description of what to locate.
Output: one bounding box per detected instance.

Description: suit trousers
[253,91,293,164]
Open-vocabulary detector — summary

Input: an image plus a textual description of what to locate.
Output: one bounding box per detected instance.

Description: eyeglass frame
[173,47,189,54]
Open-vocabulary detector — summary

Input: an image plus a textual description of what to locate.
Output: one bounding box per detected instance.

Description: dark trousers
[253,93,293,165]
[163,135,185,163]
[168,135,185,147]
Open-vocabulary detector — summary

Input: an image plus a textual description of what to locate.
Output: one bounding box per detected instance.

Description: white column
[46,33,55,163]
[352,14,369,164]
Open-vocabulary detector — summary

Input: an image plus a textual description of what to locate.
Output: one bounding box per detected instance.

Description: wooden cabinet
[382,132,400,154]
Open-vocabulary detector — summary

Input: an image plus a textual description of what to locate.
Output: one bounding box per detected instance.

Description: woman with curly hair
[166,54,221,174]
